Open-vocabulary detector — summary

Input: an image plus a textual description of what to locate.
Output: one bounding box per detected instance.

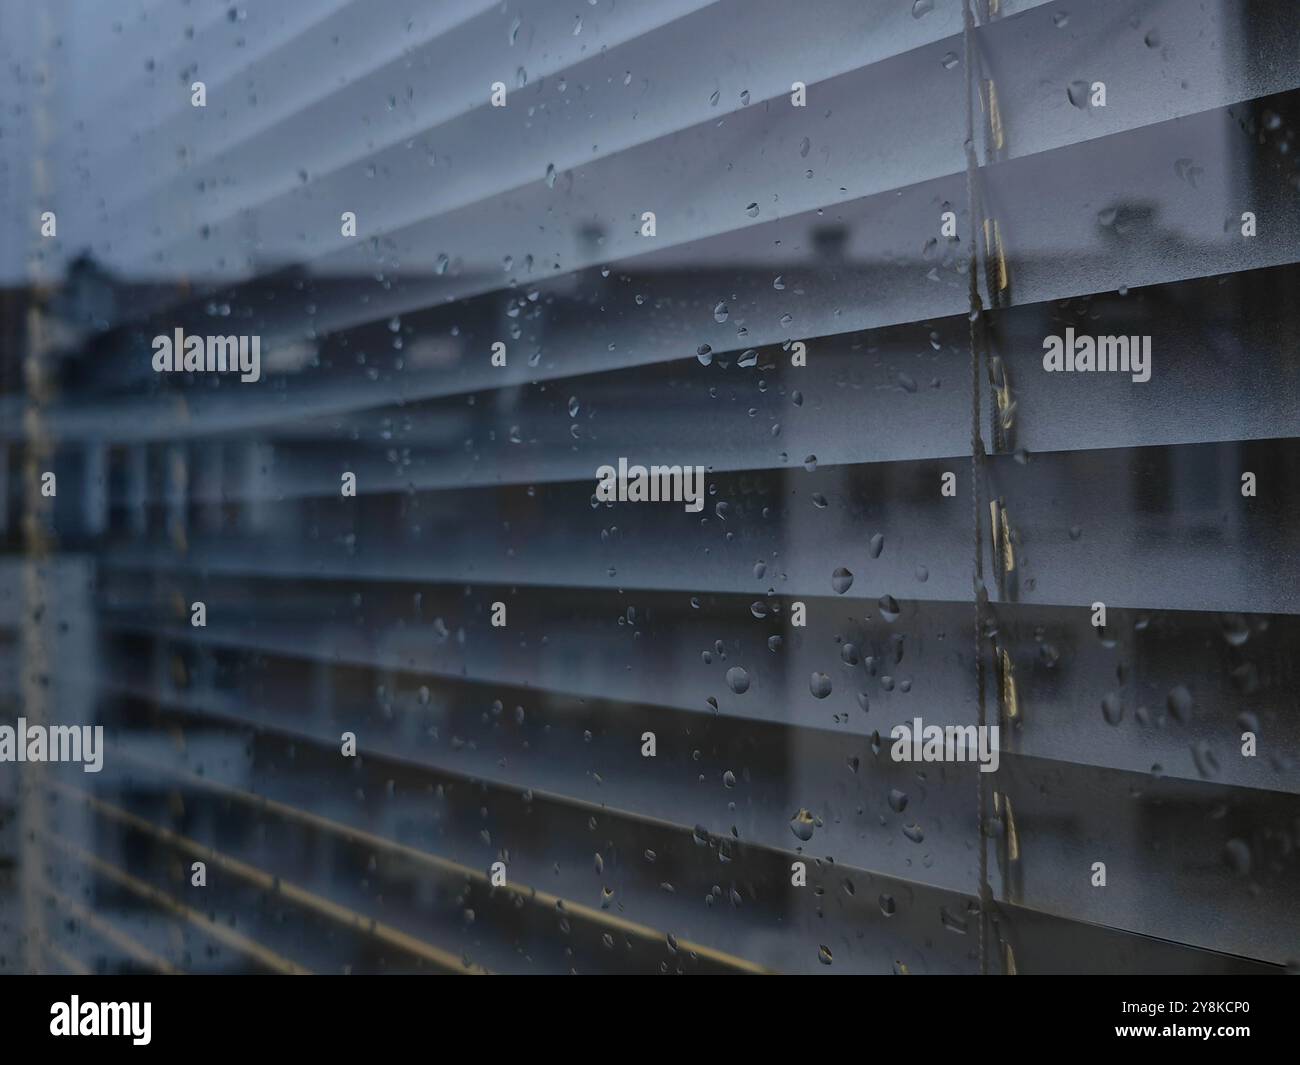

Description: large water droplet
[869,533,885,559]
[1101,692,1123,725]
[831,567,854,594]
[1067,80,1090,108]
[1224,838,1251,876]
[713,301,729,323]
[888,788,909,813]
[809,672,832,699]
[911,0,934,18]
[726,666,751,694]
[790,809,816,842]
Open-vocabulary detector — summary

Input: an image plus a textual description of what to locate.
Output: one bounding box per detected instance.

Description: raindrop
[723,770,736,788]
[1224,838,1251,876]
[1220,613,1250,647]
[869,533,884,559]
[902,823,925,843]
[1067,80,1090,108]
[817,944,833,965]
[811,492,828,509]
[545,163,557,188]
[940,51,958,69]
[750,601,769,620]
[831,567,854,594]
[888,788,909,813]
[790,809,816,842]
[567,396,580,418]
[1166,684,1193,724]
[1143,28,1161,48]
[809,672,833,699]
[726,666,751,695]
[1101,692,1123,725]
[799,137,811,158]
[713,301,730,323]
[745,202,760,218]
[767,634,783,652]
[773,275,786,290]
[696,343,713,366]
[878,594,901,621]
[738,349,758,368]
[879,893,896,916]
[911,0,933,18]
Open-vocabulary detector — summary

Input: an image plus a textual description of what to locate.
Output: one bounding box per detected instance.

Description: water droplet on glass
[902,823,924,843]
[1101,692,1123,725]
[1143,29,1161,48]
[790,809,816,842]
[567,396,580,418]
[1220,613,1250,647]
[879,893,896,916]
[811,492,828,509]
[745,202,760,218]
[803,454,817,472]
[545,163,557,188]
[911,0,933,18]
[1067,80,1090,109]
[713,301,729,323]
[738,349,758,368]
[940,51,958,69]
[831,567,854,594]
[888,788,909,813]
[723,770,736,788]
[696,343,713,366]
[878,594,901,621]
[817,944,833,965]
[726,666,751,694]
[1166,684,1193,723]
[809,672,832,699]
[869,533,884,559]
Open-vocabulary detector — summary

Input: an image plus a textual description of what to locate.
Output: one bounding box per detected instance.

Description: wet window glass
[0,0,1297,978]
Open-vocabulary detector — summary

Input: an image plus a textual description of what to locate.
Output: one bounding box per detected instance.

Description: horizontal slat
[92,576,1300,795]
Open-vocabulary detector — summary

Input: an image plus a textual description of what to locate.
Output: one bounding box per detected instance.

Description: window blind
[1,0,1297,975]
